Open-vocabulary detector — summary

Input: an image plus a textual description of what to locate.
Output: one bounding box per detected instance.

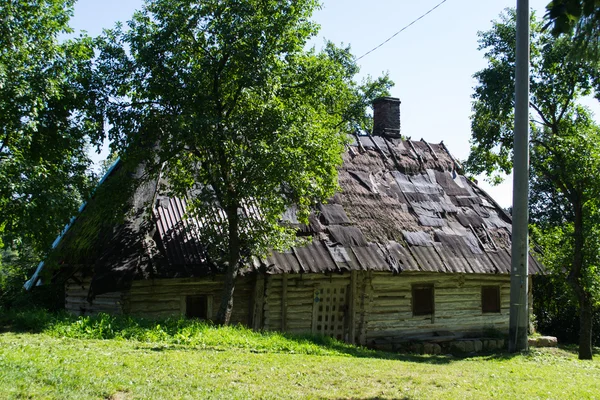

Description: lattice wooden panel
[313,285,348,340]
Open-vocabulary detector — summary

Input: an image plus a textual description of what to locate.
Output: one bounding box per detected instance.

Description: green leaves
[0,1,100,254]
[466,9,600,183]
[545,0,600,61]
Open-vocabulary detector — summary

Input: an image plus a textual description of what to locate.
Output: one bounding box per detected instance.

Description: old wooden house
[29,97,542,348]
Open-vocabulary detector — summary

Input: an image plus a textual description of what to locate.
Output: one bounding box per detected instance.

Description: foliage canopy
[0,0,101,255]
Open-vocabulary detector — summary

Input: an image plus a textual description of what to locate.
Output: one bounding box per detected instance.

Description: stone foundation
[397,338,506,355]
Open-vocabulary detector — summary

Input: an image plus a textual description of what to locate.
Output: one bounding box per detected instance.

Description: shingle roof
[149,135,543,277]
[51,135,543,297]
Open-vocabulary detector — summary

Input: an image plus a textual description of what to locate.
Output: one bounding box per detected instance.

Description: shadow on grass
[555,343,600,356]
[1,308,575,364]
[332,398,412,400]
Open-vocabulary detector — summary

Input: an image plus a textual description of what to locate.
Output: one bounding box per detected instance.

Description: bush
[533,275,600,346]
[0,308,68,332]
[0,249,65,311]
[0,250,63,312]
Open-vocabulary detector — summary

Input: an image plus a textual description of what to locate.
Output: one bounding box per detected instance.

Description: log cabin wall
[66,269,516,346]
[363,272,511,348]
[65,274,255,324]
[126,275,254,323]
[263,273,352,340]
[263,271,512,347]
[65,273,125,315]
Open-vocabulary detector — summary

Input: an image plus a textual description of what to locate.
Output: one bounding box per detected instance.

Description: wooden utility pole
[509,0,530,353]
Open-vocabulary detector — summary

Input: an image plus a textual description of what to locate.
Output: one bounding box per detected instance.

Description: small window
[412,285,434,316]
[186,295,208,319]
[482,286,501,313]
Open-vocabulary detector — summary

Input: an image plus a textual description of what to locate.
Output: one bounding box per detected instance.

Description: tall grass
[0,309,379,357]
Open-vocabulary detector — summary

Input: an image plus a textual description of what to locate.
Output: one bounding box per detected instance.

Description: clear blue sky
[69,0,599,207]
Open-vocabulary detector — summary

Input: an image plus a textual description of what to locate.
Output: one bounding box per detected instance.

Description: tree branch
[185,22,216,61]
[224,82,245,119]
[536,162,573,200]
[212,52,231,117]
[529,101,553,127]
[116,100,163,109]
[556,84,575,125]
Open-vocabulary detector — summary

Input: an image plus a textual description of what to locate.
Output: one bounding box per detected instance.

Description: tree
[0,0,101,256]
[530,114,600,356]
[466,9,600,359]
[95,0,392,325]
[545,0,600,60]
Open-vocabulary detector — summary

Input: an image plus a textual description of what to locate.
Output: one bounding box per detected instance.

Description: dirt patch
[107,391,130,400]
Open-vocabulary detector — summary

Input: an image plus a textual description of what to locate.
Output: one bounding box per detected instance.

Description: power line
[356,0,449,61]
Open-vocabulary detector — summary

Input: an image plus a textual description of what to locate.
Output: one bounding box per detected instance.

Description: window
[412,285,434,316]
[186,295,208,319]
[482,286,501,313]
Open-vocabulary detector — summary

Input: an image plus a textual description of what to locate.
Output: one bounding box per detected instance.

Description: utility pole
[509,0,530,353]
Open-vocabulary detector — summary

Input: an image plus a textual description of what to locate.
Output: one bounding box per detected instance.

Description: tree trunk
[578,294,594,360]
[215,203,241,326]
[569,202,594,360]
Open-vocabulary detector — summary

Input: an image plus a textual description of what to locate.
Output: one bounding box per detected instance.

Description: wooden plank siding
[65,274,125,315]
[66,270,515,347]
[127,276,254,323]
[264,273,351,336]
[362,272,511,347]
[263,271,511,347]
[65,274,255,324]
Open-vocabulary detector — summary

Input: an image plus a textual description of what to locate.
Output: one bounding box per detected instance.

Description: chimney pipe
[372,97,401,137]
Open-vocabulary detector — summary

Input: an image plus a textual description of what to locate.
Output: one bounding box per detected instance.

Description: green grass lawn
[0,312,599,399]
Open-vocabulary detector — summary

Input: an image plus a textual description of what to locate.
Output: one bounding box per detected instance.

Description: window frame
[412,284,435,316]
[183,294,213,320]
[481,286,501,314]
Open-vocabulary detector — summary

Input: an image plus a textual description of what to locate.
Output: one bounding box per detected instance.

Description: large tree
[0,0,101,255]
[466,9,600,359]
[95,0,392,324]
[529,113,600,356]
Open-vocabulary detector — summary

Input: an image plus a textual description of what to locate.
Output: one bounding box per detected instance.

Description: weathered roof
[260,135,543,275]
[147,135,543,277]
[50,135,543,296]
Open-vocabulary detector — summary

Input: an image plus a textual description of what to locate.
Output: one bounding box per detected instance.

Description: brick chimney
[372,97,401,137]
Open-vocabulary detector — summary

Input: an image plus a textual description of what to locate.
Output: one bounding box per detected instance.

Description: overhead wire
[356,0,449,61]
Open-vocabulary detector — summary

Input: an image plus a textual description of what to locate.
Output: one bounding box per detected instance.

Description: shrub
[533,275,600,346]
[0,250,63,312]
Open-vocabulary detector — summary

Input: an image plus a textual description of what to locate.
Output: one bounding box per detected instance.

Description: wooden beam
[358,271,370,346]
[251,272,265,330]
[312,286,319,335]
[349,270,357,344]
[281,274,288,332]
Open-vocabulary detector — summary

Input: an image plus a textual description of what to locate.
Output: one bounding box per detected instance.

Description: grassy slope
[0,313,599,399]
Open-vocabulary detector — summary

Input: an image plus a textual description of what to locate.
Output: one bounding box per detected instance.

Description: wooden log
[65,298,121,308]
[281,274,287,332]
[349,270,357,344]
[277,290,314,301]
[265,288,282,297]
[369,299,412,308]
[252,272,265,330]
[286,311,314,320]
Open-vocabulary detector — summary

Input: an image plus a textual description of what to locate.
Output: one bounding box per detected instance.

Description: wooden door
[312,284,349,340]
